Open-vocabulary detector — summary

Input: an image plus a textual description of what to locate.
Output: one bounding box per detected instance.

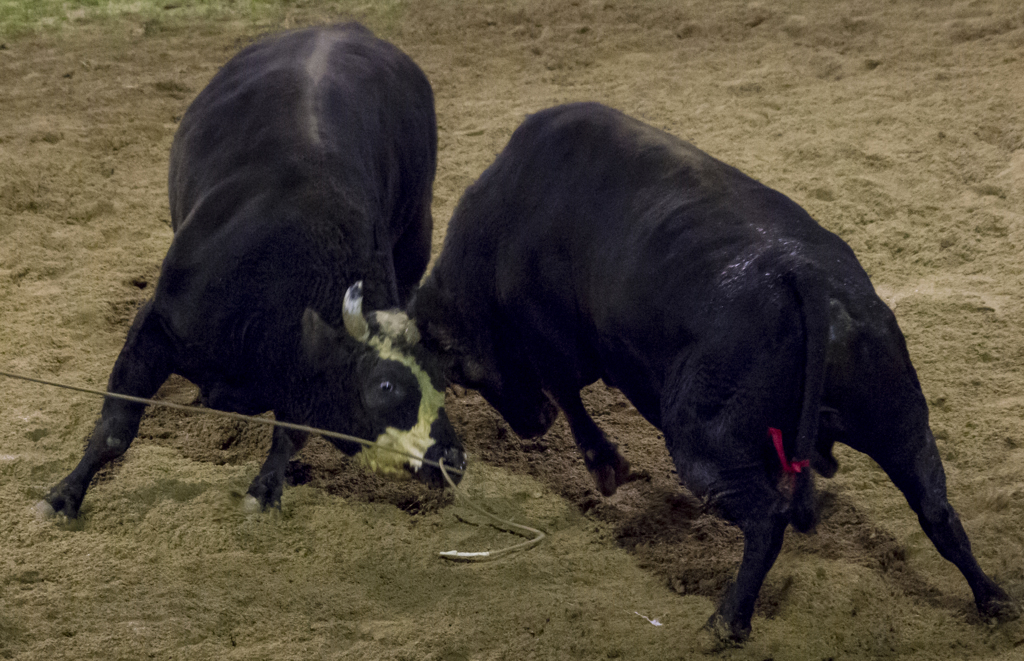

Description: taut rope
[0,370,463,477]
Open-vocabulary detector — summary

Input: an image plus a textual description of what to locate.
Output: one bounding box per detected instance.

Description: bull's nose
[441,446,467,482]
[421,443,467,488]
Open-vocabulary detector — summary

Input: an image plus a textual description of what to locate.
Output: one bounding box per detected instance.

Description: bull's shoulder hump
[511,103,726,190]
[517,103,706,154]
[195,23,412,106]
[304,30,347,87]
[300,23,401,78]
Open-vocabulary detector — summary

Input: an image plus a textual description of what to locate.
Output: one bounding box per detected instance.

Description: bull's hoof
[36,487,82,520]
[979,595,1021,623]
[245,474,283,511]
[33,500,57,520]
[590,467,619,497]
[810,452,838,478]
[593,470,614,497]
[241,495,264,514]
[241,493,284,515]
[589,451,632,497]
[697,612,748,651]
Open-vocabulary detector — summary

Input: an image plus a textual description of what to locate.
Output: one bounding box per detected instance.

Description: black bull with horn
[37,23,465,519]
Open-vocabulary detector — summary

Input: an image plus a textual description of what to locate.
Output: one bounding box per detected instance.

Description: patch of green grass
[0,0,252,40]
[0,0,408,42]
[0,0,64,39]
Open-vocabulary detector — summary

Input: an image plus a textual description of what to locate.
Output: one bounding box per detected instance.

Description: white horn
[343,281,370,343]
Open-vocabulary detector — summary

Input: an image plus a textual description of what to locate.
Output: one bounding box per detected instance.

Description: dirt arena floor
[2,1,1023,659]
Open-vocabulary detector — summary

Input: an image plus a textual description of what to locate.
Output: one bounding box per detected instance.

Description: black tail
[786,269,830,532]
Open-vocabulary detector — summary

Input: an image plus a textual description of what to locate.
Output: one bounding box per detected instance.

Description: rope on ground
[0,369,548,560]
[437,458,547,562]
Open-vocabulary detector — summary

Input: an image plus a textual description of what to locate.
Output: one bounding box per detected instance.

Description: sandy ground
[2,0,1023,659]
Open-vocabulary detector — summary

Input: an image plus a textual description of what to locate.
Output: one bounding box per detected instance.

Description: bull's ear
[422,320,489,387]
[411,285,489,385]
[301,308,340,366]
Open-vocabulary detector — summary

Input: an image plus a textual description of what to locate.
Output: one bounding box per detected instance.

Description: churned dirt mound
[2,1,1023,659]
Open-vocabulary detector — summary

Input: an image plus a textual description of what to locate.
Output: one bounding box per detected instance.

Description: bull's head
[410,280,558,440]
[301,282,466,487]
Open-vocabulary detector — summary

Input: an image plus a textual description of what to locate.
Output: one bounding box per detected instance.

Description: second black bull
[38,23,465,520]
[412,102,1019,641]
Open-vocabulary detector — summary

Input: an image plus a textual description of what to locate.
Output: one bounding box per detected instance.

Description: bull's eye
[362,359,416,423]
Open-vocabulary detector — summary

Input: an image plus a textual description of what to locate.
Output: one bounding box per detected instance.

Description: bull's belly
[185,374,271,416]
[597,359,664,429]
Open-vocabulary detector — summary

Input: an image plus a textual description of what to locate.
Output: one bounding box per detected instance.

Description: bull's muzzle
[358,409,466,488]
[421,442,468,488]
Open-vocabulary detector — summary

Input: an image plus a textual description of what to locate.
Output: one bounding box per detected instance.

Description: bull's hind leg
[674,441,790,643]
[868,429,1019,622]
[706,502,789,643]
[244,425,309,511]
[548,389,630,497]
[662,351,799,643]
[669,435,790,642]
[38,300,174,519]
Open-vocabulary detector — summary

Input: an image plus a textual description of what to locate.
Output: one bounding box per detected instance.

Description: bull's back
[155,24,437,390]
[168,23,436,235]
[437,103,873,398]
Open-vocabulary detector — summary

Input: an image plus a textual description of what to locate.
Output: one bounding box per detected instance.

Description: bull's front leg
[244,425,309,511]
[38,301,173,519]
[552,390,631,497]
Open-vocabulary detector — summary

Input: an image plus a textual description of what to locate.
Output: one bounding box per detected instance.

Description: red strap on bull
[769,427,809,474]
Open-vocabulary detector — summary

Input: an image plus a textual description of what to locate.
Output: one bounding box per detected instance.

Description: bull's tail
[786,268,831,533]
